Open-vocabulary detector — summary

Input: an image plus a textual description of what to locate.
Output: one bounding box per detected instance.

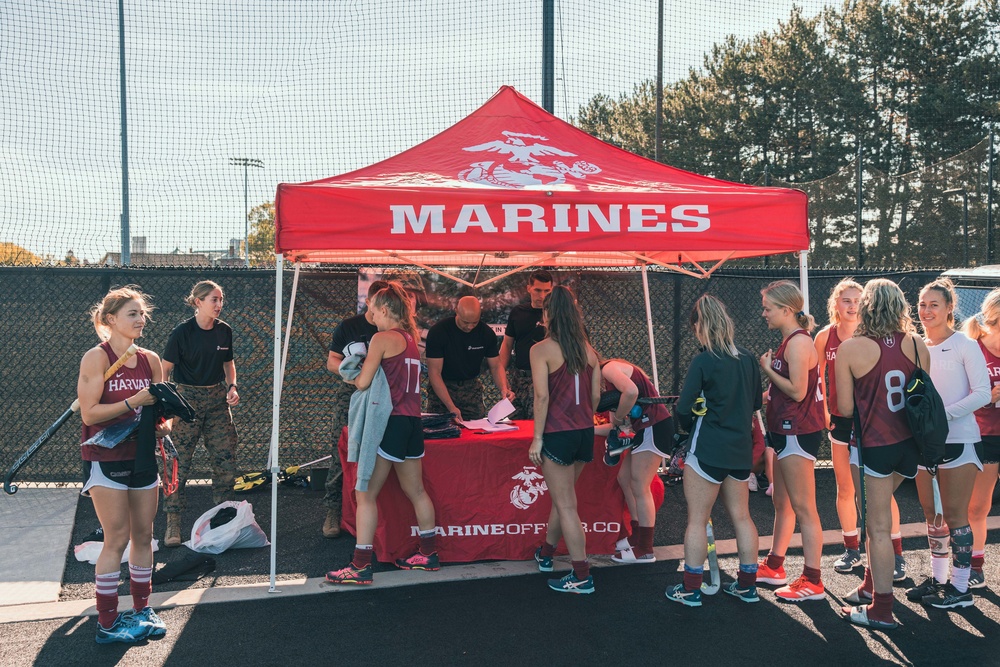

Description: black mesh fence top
[1,1,997,268]
[0,265,941,482]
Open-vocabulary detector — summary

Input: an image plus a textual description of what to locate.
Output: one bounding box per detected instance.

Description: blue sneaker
[547,572,595,594]
[665,583,702,607]
[534,547,554,572]
[133,606,167,637]
[723,581,760,603]
[95,610,151,644]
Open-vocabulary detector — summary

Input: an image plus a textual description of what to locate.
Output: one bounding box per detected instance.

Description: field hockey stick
[702,517,721,595]
[595,389,678,413]
[3,344,139,495]
[282,455,332,476]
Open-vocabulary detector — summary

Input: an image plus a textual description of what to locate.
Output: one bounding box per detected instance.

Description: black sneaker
[905,576,941,602]
[922,583,974,609]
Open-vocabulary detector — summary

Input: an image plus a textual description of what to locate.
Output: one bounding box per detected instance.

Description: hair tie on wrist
[124,398,133,411]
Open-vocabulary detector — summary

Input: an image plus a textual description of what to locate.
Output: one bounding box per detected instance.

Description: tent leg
[641,265,660,394]
[269,254,284,594]
[798,250,810,314]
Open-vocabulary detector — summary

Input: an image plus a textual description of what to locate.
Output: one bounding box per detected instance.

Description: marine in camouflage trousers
[164,383,238,514]
[324,382,352,511]
[508,368,535,421]
[426,377,486,420]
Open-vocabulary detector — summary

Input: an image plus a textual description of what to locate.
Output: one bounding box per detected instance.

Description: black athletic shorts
[767,430,823,460]
[853,438,920,479]
[542,427,595,466]
[920,442,985,469]
[686,451,751,484]
[82,459,158,496]
[377,415,425,462]
[980,435,1000,465]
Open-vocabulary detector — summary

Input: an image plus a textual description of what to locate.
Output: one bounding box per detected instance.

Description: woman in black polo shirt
[160,280,240,547]
[666,295,762,607]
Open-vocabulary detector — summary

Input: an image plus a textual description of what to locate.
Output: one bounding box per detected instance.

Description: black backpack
[903,338,949,467]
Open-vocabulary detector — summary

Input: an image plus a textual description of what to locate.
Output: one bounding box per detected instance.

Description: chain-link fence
[1,265,941,482]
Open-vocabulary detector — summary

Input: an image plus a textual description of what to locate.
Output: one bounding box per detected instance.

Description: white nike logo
[115,372,124,378]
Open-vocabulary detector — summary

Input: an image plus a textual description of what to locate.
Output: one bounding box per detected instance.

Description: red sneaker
[775,575,825,602]
[395,551,440,571]
[756,559,788,586]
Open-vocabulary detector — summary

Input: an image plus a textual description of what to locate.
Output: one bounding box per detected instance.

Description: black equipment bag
[903,338,949,468]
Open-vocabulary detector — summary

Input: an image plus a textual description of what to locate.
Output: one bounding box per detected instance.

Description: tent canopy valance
[275,86,808,279]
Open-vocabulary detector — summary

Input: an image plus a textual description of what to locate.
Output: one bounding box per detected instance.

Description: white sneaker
[748,474,759,492]
[612,548,656,564]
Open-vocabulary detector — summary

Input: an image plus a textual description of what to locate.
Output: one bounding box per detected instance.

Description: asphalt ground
[2,469,1000,666]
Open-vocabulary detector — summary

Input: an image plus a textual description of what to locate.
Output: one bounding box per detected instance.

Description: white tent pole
[641,264,660,394]
[279,262,302,399]
[268,253,283,593]
[798,250,810,314]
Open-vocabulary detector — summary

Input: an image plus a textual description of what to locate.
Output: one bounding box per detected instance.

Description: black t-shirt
[426,316,500,381]
[162,317,234,386]
[329,312,378,356]
[504,303,546,371]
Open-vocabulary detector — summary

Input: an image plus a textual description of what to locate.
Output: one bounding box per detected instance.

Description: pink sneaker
[395,551,440,571]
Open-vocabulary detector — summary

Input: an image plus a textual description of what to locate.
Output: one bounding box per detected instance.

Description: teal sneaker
[665,583,702,607]
[547,572,595,594]
[722,581,760,603]
[95,610,151,644]
[534,547,554,572]
[133,606,167,637]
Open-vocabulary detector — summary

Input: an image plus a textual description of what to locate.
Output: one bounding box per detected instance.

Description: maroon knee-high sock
[95,572,120,629]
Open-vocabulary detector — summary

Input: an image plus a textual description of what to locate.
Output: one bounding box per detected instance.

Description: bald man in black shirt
[426,296,514,421]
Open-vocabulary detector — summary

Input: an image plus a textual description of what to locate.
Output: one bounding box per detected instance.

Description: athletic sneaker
[748,473,759,492]
[395,551,441,571]
[833,548,862,573]
[756,559,787,586]
[603,447,621,467]
[325,563,374,585]
[905,576,941,602]
[775,576,825,602]
[722,581,759,603]
[95,610,151,644]
[665,583,702,607]
[534,547,553,573]
[893,554,907,582]
[841,605,898,630]
[844,586,873,604]
[612,548,656,564]
[968,569,986,589]
[133,606,167,637]
[547,572,595,594]
[922,583,974,609]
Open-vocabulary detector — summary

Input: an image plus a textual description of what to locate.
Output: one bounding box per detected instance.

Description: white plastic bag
[184,500,269,554]
[74,539,159,565]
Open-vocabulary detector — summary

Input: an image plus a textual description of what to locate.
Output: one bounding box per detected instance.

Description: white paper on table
[458,398,518,432]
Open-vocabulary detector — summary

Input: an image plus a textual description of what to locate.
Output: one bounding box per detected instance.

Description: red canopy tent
[264,86,811,588]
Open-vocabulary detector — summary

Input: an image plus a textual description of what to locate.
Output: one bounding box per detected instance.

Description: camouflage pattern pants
[164,383,238,514]
[509,368,535,421]
[426,377,486,420]
[324,383,352,511]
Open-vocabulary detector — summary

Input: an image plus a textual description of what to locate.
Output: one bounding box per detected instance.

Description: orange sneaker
[756,559,787,586]
[775,575,825,602]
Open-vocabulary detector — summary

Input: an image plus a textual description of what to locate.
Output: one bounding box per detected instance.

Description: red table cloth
[339,421,662,563]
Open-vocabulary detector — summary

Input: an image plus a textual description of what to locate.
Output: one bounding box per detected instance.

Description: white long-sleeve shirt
[927,331,991,444]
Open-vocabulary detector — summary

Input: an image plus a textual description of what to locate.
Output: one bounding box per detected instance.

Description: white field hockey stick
[702,517,721,595]
[4,344,139,494]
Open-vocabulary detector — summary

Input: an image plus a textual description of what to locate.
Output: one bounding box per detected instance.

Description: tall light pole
[230,157,263,267]
[944,188,969,267]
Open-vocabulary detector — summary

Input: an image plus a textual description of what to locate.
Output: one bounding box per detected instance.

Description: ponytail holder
[796,310,805,318]
[974,312,987,327]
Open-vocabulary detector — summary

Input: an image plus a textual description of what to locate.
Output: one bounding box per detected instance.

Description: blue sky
[1,0,830,262]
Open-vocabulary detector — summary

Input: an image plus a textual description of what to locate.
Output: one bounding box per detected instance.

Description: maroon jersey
[544,361,595,433]
[627,365,670,432]
[974,340,1000,437]
[81,342,152,462]
[766,329,824,435]
[824,326,844,417]
[854,332,915,448]
[381,329,422,417]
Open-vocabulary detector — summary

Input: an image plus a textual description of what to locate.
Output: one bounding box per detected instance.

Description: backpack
[903,338,949,468]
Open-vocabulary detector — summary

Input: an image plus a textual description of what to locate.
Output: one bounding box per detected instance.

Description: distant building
[99,249,213,267]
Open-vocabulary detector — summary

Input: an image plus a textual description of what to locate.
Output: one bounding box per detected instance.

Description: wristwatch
[228,383,239,391]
